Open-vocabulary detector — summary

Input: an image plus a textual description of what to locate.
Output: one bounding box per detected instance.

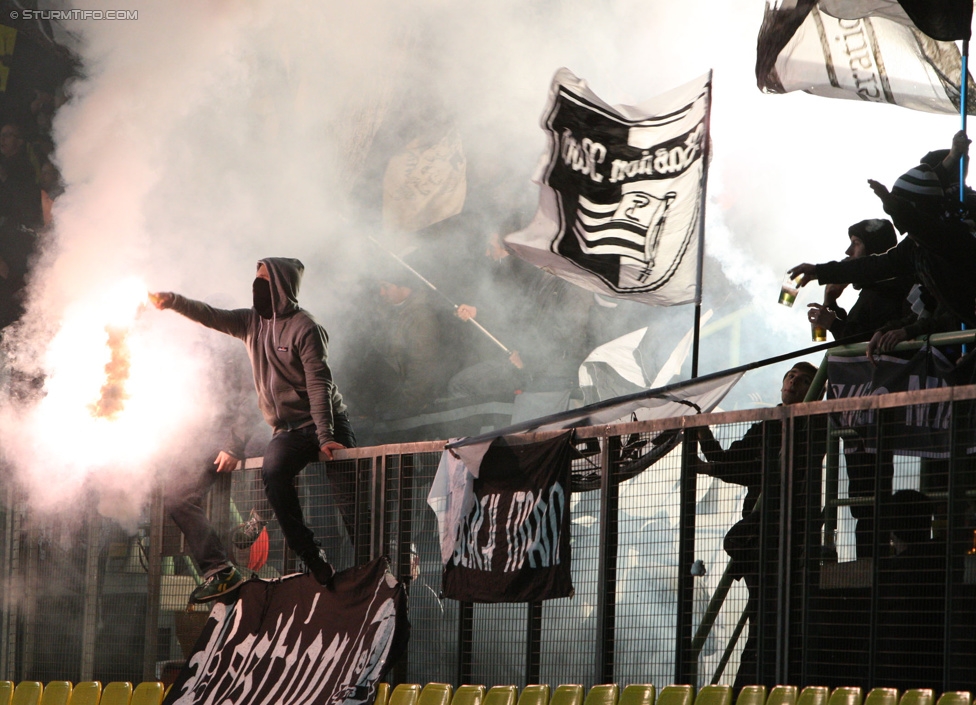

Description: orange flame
[88,324,132,419]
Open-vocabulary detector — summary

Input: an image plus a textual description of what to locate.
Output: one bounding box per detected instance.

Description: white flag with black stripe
[505,69,710,307]
[756,0,976,115]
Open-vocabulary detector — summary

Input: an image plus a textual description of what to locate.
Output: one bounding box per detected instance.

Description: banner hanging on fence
[756,0,976,115]
[429,432,575,603]
[505,69,710,306]
[164,559,408,705]
[827,347,965,457]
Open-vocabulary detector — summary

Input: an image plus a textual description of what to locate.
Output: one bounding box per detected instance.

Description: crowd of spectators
[791,129,976,358]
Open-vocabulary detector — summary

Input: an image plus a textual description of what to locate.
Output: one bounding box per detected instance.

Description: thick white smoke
[0,0,960,521]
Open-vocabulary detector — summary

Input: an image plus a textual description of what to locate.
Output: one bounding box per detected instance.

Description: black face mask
[252,277,274,319]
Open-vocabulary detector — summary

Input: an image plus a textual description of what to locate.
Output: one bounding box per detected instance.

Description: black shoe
[301,549,335,588]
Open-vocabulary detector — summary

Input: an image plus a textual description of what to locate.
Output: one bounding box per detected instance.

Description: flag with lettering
[505,69,710,307]
[428,432,574,603]
[163,559,408,705]
[757,0,976,115]
[826,347,970,458]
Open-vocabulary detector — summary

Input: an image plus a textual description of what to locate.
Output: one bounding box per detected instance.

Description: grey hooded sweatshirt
[170,257,345,446]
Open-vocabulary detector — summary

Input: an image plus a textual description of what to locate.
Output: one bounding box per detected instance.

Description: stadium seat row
[375,683,973,705]
[0,681,167,705]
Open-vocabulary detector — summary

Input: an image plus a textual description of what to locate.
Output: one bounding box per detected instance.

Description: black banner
[827,347,964,457]
[443,432,574,603]
[164,558,408,705]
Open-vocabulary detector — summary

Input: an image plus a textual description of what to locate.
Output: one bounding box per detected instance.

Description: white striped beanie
[891,165,944,201]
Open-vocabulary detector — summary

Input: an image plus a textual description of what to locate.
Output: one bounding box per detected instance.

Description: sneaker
[301,549,336,588]
[189,566,246,604]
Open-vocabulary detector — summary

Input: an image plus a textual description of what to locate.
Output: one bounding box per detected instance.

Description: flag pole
[367,235,514,355]
[690,70,713,379]
[962,39,969,350]
[961,39,969,204]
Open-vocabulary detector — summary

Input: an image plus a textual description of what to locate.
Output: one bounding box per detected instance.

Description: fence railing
[3,374,976,691]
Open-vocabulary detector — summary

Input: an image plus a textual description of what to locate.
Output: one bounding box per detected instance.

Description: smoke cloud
[0,0,959,521]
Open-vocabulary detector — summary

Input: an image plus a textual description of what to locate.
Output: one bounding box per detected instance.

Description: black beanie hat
[848,219,896,256]
[920,149,950,167]
[891,164,944,204]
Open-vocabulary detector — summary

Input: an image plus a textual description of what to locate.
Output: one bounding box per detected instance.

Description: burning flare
[89,324,132,419]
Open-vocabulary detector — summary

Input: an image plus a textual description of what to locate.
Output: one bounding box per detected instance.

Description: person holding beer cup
[801,218,912,342]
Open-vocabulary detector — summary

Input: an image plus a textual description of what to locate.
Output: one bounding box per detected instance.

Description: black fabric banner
[827,347,970,457]
[897,0,973,41]
[443,432,575,603]
[164,557,408,705]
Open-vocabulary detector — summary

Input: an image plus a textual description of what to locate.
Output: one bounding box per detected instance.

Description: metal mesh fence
[3,385,976,691]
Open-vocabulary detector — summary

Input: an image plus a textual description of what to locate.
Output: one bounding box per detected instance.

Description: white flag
[757,0,976,115]
[506,69,711,306]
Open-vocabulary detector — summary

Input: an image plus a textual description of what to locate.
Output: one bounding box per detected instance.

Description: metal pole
[595,435,619,684]
[961,39,969,204]
[368,236,513,355]
[675,431,697,685]
[142,487,165,682]
[79,504,100,681]
[691,71,713,380]
[961,40,969,351]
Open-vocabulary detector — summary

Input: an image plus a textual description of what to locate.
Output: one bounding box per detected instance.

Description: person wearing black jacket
[803,219,911,557]
[693,362,824,688]
[790,131,976,358]
[805,218,912,341]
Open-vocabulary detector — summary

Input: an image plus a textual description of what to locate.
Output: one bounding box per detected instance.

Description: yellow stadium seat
[828,688,861,705]
[736,686,766,705]
[519,685,551,705]
[485,686,518,705]
[657,686,694,705]
[619,685,655,705]
[66,682,100,705]
[392,685,422,705]
[864,689,898,705]
[99,682,132,705]
[11,682,42,705]
[551,686,584,705]
[0,682,14,705]
[39,682,71,705]
[694,686,732,705]
[767,687,797,705]
[420,684,454,705]
[454,686,487,705]
[130,682,164,705]
[797,688,829,705]
[899,692,934,705]
[375,683,391,705]
[935,694,971,705]
[585,686,619,705]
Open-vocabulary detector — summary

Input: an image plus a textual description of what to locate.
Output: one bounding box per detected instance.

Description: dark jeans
[262,411,357,561]
[261,426,323,561]
[165,451,230,577]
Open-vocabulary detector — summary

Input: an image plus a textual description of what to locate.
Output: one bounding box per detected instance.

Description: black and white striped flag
[505,69,711,307]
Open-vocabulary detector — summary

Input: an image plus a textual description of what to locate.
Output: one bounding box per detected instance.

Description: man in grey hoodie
[151,257,354,593]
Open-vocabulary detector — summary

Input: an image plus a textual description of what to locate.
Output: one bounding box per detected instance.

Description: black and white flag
[827,347,971,457]
[164,559,408,705]
[757,0,976,115]
[429,432,574,603]
[505,69,710,306]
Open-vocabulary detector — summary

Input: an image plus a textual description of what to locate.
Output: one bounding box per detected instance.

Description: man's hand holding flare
[149,291,175,310]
